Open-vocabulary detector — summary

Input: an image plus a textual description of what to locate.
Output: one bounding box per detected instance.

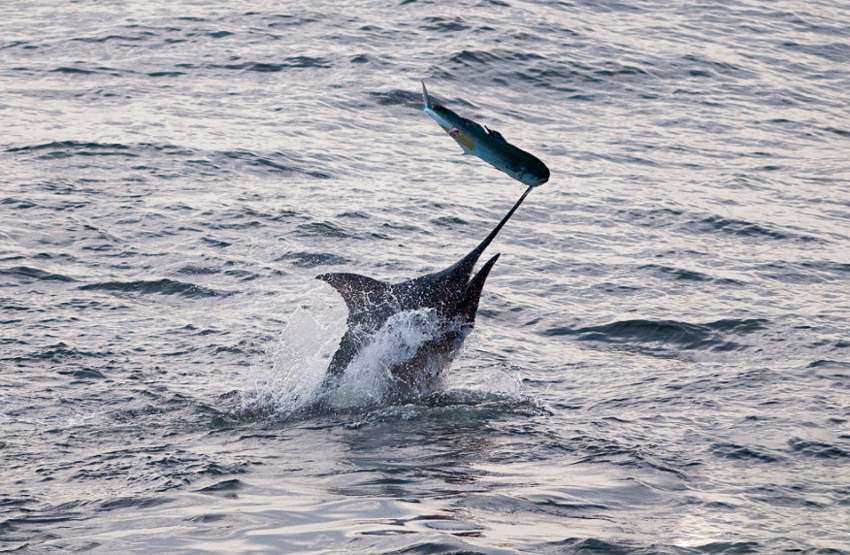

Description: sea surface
[1,0,849,553]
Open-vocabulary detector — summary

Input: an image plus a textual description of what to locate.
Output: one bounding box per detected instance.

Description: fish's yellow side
[439,125,476,153]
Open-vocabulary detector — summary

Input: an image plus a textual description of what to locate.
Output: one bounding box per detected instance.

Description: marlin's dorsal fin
[485,126,507,144]
[316,272,391,313]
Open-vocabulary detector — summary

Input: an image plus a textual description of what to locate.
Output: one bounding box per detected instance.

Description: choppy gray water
[2,0,849,553]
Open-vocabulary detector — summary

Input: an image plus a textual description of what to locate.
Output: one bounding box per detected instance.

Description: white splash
[322,308,457,409]
[239,289,347,416]
[241,296,467,417]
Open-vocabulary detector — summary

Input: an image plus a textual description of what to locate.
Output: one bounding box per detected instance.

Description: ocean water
[1,0,849,553]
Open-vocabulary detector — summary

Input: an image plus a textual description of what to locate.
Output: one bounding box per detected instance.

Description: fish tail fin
[421,81,432,109]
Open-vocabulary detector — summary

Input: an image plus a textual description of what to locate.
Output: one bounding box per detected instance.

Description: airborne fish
[420,82,550,187]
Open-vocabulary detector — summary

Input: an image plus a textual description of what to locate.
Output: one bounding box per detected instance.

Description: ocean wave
[808,360,850,372]
[543,318,768,352]
[72,34,151,44]
[788,438,850,460]
[0,266,77,282]
[196,479,244,496]
[0,197,37,210]
[275,251,352,268]
[48,66,99,75]
[639,264,724,283]
[753,261,850,285]
[3,342,115,362]
[711,443,785,463]
[368,89,423,106]
[78,278,227,298]
[695,215,822,243]
[220,150,331,178]
[294,221,354,239]
[210,57,332,72]
[146,71,185,77]
[7,141,134,156]
[420,16,472,33]
[5,142,332,179]
[98,496,173,512]
[619,207,825,243]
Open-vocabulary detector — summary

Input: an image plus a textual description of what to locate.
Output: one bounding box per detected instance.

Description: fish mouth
[515,167,549,186]
[523,173,549,186]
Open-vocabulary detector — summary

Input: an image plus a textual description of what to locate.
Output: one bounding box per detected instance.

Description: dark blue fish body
[317,186,533,398]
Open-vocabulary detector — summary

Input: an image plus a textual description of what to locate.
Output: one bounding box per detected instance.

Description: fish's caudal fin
[421,81,432,109]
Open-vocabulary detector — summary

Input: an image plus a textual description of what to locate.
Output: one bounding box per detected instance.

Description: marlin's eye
[448,128,461,137]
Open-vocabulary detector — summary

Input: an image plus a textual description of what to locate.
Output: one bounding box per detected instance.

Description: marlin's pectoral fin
[316,272,391,314]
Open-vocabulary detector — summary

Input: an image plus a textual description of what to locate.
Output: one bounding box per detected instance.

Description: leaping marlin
[317,185,534,399]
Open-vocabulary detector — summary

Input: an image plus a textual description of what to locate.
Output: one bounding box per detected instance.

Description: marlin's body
[421,82,549,187]
[317,186,533,398]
